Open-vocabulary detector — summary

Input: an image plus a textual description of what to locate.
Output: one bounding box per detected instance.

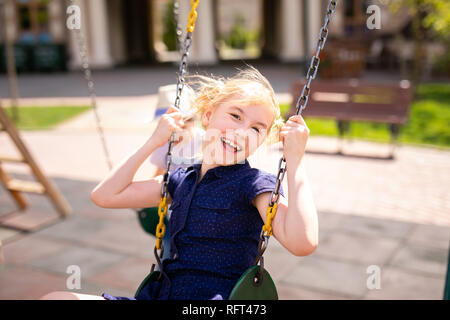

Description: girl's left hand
[279,115,310,166]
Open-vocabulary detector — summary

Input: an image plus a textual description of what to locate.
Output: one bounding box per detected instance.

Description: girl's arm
[253,115,318,256]
[90,107,185,209]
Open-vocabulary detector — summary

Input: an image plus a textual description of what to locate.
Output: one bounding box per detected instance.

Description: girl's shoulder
[235,164,282,188]
[238,166,284,204]
[240,166,277,181]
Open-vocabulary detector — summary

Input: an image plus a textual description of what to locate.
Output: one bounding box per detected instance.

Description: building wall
[6,0,418,70]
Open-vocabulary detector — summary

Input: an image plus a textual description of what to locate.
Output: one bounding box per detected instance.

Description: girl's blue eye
[231,113,240,120]
[252,127,260,133]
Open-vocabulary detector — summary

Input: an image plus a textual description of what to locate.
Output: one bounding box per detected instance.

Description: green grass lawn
[280,83,450,149]
[4,106,90,130]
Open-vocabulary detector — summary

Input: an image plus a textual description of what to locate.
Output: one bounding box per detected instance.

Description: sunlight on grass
[5,106,90,130]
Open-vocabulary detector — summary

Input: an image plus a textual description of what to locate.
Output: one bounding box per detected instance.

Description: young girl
[41,67,318,300]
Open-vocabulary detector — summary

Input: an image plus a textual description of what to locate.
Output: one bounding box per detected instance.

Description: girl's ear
[202,108,213,128]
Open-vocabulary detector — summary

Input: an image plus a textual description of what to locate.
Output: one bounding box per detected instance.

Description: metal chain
[74,29,113,172]
[159,32,194,201]
[154,1,200,275]
[256,0,338,270]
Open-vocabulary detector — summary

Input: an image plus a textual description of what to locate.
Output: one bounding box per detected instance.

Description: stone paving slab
[276,283,347,300]
[0,264,69,300]
[87,256,155,292]
[29,245,127,278]
[363,266,446,300]
[337,214,416,239]
[263,246,301,283]
[0,209,61,232]
[36,215,107,243]
[0,227,21,244]
[388,244,449,277]
[77,218,157,260]
[280,255,370,299]
[2,233,68,266]
[314,231,401,266]
[406,224,450,250]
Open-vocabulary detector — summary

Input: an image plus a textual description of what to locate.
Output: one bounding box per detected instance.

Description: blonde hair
[185,66,284,145]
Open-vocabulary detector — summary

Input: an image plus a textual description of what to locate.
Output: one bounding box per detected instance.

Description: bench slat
[290,80,413,125]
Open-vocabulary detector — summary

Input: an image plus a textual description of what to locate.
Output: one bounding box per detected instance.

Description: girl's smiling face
[201,95,274,166]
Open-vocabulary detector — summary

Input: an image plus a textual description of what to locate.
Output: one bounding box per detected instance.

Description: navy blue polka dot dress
[102,159,284,300]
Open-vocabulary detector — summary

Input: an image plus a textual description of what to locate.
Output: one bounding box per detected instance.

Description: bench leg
[389,124,401,159]
[336,120,350,154]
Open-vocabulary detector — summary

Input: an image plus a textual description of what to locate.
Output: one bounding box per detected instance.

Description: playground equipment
[0,102,71,226]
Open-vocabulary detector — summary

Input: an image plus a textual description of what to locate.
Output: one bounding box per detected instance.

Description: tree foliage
[389,0,450,40]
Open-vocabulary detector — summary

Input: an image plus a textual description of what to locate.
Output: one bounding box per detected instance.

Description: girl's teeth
[221,137,241,151]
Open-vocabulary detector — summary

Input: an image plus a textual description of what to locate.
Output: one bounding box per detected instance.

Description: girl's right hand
[150,106,185,148]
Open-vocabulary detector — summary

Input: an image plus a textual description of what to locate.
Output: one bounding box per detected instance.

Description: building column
[307,0,322,57]
[279,0,304,62]
[179,0,217,65]
[48,0,65,43]
[328,0,344,37]
[86,0,113,68]
[67,0,88,69]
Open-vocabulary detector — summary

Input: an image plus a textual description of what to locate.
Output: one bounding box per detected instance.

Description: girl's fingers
[288,115,308,128]
[288,114,305,123]
[176,118,185,127]
[166,106,179,114]
[165,107,184,120]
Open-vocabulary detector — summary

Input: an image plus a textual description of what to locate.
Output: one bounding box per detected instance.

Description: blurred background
[0,0,449,300]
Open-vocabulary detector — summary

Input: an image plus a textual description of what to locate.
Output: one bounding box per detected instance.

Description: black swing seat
[134,266,278,300]
[137,207,165,237]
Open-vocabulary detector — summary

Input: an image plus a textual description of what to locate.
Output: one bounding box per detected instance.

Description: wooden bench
[289,79,414,158]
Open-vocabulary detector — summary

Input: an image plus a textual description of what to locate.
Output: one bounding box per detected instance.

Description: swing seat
[134,266,278,300]
[228,266,278,300]
[137,207,168,237]
[134,271,161,298]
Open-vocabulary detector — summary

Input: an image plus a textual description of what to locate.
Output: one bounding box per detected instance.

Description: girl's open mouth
[220,136,242,153]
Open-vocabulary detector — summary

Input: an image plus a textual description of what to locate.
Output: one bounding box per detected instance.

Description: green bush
[224,14,260,50]
[162,2,178,52]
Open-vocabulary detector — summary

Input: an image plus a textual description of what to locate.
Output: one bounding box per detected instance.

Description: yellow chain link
[154,0,200,251]
[186,0,200,33]
[155,196,168,249]
[262,203,278,237]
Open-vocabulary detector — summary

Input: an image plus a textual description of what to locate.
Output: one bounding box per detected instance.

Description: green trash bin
[32,44,66,72]
[0,44,33,73]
